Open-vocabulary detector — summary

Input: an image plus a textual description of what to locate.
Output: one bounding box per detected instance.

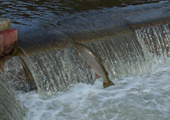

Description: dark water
[0,0,162,30]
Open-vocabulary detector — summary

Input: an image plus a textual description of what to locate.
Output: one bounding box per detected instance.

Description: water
[136,24,170,57]
[17,59,170,120]
[0,1,170,119]
[21,32,147,96]
[16,23,169,97]
[0,75,25,120]
[2,23,169,120]
[0,0,162,31]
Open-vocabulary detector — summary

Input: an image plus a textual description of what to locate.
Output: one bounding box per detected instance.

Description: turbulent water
[17,59,170,120]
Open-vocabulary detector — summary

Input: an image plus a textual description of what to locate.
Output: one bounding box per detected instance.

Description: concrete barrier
[0,18,18,70]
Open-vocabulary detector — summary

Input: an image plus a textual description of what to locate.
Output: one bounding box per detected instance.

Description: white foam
[18,62,170,120]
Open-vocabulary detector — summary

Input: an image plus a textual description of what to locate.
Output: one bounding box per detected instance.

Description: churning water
[18,59,170,120]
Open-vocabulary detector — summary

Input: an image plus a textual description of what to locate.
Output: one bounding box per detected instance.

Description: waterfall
[136,24,170,58]
[22,33,145,96]
[0,73,26,120]
[2,23,170,97]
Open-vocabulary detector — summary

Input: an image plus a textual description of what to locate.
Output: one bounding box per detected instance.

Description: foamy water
[17,61,170,120]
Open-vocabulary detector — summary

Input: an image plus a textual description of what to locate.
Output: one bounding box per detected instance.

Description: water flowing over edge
[2,23,170,97]
[0,74,26,120]
[0,22,169,120]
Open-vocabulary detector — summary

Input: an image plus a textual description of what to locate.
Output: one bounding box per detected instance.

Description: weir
[21,33,146,96]
[17,22,169,97]
[1,2,170,97]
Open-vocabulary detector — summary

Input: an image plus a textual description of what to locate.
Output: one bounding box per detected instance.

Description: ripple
[0,0,162,30]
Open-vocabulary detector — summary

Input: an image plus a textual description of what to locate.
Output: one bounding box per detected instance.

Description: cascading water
[0,1,170,119]
[4,23,170,97]
[0,74,25,120]
[136,23,170,57]
[1,23,170,120]
[20,32,149,97]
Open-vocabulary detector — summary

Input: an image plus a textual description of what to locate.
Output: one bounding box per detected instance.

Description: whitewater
[17,58,170,120]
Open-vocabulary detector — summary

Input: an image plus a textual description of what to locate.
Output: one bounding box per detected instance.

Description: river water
[0,0,162,31]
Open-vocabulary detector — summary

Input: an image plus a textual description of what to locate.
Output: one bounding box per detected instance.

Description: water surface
[0,0,162,31]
